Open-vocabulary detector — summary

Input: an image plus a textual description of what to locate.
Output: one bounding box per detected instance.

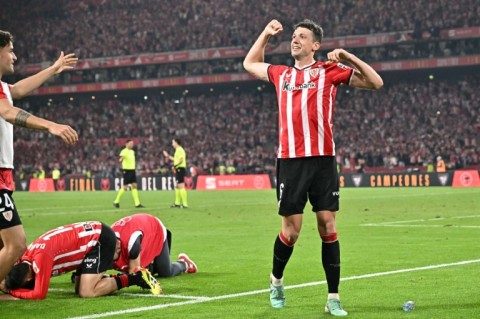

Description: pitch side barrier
[14,171,480,192]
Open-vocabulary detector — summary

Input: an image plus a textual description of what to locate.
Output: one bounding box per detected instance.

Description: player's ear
[313,41,321,52]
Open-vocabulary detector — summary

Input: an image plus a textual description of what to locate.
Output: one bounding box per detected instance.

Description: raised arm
[0,99,78,144]
[243,19,283,82]
[10,51,78,99]
[327,48,383,90]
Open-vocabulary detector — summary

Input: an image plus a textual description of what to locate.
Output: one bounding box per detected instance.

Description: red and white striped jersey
[10,221,103,300]
[111,214,166,272]
[0,81,14,170]
[268,61,353,158]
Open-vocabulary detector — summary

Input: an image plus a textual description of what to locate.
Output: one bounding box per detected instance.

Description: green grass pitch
[2,187,480,318]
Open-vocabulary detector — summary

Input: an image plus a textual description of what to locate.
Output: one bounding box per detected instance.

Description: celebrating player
[244,19,383,316]
[112,213,197,277]
[0,221,160,300]
[0,30,78,287]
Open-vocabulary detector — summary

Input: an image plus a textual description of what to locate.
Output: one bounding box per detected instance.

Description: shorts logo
[2,211,12,222]
[332,191,339,197]
[278,183,285,207]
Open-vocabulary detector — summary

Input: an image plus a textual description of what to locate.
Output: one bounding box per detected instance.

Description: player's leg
[177,168,188,207]
[310,157,347,316]
[151,239,187,277]
[130,182,143,207]
[171,171,182,207]
[0,226,27,283]
[270,158,309,308]
[113,175,128,207]
[77,223,159,297]
[0,190,27,283]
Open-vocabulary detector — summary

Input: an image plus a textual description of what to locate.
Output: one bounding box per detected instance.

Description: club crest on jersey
[2,211,12,222]
[309,68,320,78]
[83,223,93,232]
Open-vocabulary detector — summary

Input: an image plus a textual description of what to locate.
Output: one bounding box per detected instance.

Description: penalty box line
[67,258,480,319]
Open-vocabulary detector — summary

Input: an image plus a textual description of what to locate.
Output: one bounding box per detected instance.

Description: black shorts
[0,190,22,230]
[175,167,186,184]
[122,170,137,185]
[77,223,116,275]
[276,156,339,215]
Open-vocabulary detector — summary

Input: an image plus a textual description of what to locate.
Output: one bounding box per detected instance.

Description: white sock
[328,293,340,301]
[270,273,283,286]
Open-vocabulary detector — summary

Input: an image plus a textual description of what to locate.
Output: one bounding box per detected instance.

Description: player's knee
[280,231,298,246]
[6,240,27,260]
[78,290,96,298]
[321,232,338,243]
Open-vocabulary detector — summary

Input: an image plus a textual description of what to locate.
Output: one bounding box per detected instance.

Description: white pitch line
[361,214,480,226]
[47,288,206,300]
[120,293,208,300]
[362,224,480,228]
[66,258,480,319]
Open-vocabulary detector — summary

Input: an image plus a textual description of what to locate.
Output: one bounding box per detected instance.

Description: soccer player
[113,139,144,208]
[243,19,383,316]
[0,30,78,286]
[0,221,161,300]
[163,138,189,208]
[112,213,197,276]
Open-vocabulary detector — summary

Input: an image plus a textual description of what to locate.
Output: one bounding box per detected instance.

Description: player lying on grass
[0,221,160,300]
[111,213,198,277]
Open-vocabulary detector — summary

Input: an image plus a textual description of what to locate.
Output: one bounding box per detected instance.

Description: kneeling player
[0,221,160,300]
[112,213,198,277]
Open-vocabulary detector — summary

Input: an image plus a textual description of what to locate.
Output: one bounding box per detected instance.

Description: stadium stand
[13,75,479,178]
[1,0,478,178]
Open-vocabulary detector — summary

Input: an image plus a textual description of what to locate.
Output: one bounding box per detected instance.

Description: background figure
[52,165,60,190]
[243,19,383,316]
[37,166,45,179]
[113,140,144,208]
[0,221,160,300]
[0,30,78,286]
[163,138,189,208]
[112,213,197,277]
[436,156,446,172]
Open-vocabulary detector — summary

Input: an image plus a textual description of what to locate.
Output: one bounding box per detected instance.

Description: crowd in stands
[1,0,478,64]
[6,36,479,87]
[3,0,478,178]
[13,75,479,178]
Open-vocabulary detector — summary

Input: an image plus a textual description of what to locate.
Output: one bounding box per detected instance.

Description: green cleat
[269,283,286,309]
[325,299,348,316]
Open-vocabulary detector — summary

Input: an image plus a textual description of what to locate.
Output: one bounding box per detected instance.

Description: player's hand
[326,48,353,63]
[49,123,78,144]
[265,19,283,36]
[52,51,78,74]
[162,150,169,157]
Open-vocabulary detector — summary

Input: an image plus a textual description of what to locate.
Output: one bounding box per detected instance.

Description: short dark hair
[0,30,13,48]
[173,138,182,146]
[6,262,31,290]
[294,19,323,43]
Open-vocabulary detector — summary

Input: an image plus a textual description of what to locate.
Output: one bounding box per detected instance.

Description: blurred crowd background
[1,0,478,179]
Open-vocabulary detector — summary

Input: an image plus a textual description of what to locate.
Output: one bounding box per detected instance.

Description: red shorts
[0,168,14,191]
